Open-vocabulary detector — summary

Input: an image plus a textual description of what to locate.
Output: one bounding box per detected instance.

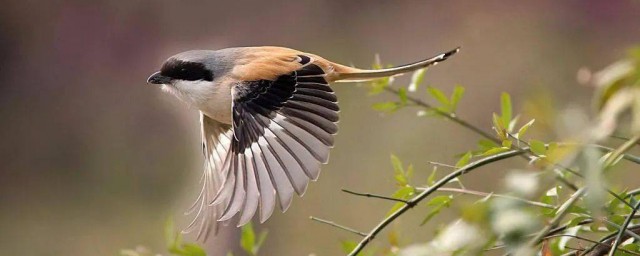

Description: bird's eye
[160,60,214,82]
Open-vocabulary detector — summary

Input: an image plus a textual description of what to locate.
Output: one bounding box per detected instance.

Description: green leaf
[540,196,556,217]
[182,244,207,256]
[240,223,255,255]
[590,221,604,232]
[165,218,178,249]
[390,154,403,172]
[621,243,640,253]
[455,152,472,168]
[477,139,500,152]
[427,87,451,111]
[386,186,415,217]
[529,140,547,155]
[567,216,591,227]
[341,240,357,253]
[492,113,502,130]
[492,113,507,140]
[419,195,453,225]
[500,92,513,130]
[567,205,589,215]
[482,147,509,156]
[238,223,268,256]
[517,119,536,139]
[427,195,453,206]
[390,154,407,185]
[502,140,512,148]
[508,115,520,133]
[450,85,465,112]
[398,88,408,104]
[372,102,399,112]
[369,78,389,95]
[406,164,414,181]
[427,167,438,186]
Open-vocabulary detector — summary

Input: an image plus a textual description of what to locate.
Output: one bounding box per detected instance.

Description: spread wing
[186,56,339,239]
[183,113,233,240]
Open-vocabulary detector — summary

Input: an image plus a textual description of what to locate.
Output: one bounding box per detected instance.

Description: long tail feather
[333,47,460,82]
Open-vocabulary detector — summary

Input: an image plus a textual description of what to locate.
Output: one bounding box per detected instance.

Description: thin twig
[547,214,640,238]
[487,215,640,252]
[309,216,367,237]
[610,134,632,141]
[427,161,457,169]
[608,191,636,210]
[601,218,640,241]
[528,188,587,247]
[582,225,640,256]
[348,149,526,256]
[341,189,410,204]
[608,199,640,256]
[415,187,556,209]
[384,87,501,144]
[544,234,640,256]
[626,188,640,198]
[509,134,635,209]
[604,134,640,168]
[580,143,640,165]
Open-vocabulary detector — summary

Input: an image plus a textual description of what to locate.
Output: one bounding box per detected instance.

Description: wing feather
[185,58,338,237]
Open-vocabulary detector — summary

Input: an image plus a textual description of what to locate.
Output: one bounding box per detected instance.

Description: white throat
[162,80,233,124]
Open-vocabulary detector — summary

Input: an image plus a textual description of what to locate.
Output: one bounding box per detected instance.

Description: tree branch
[604,134,640,168]
[528,188,587,247]
[418,187,556,209]
[341,189,410,204]
[544,234,640,256]
[310,216,367,237]
[348,149,526,256]
[384,87,501,144]
[582,225,640,256]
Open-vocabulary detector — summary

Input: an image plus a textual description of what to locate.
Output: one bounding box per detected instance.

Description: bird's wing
[186,54,339,239]
[184,112,233,240]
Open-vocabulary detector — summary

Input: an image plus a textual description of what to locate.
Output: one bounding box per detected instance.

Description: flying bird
[147,46,459,239]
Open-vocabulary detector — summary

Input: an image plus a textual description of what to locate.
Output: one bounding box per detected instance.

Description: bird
[147,46,459,239]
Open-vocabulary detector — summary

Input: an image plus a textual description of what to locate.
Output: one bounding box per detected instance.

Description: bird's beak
[147,71,171,85]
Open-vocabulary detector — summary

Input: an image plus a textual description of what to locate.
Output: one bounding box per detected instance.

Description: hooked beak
[147,71,171,85]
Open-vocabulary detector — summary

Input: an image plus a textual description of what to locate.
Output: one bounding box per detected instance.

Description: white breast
[163,80,234,124]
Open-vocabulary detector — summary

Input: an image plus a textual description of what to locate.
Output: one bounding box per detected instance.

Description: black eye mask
[160,59,214,82]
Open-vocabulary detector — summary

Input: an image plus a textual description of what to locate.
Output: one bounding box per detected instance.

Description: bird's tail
[332,47,460,83]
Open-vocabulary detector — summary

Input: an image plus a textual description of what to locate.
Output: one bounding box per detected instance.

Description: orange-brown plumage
[229,46,361,82]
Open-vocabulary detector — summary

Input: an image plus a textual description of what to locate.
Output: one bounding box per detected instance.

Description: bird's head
[147,49,238,105]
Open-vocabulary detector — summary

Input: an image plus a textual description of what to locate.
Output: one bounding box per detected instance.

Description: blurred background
[1,1,640,255]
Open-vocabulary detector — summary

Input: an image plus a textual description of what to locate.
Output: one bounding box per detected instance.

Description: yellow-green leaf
[529,140,547,155]
[372,102,398,112]
[450,85,465,112]
[501,92,512,130]
[455,152,472,167]
[427,87,451,111]
[482,147,509,156]
[398,88,408,104]
[517,119,536,139]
